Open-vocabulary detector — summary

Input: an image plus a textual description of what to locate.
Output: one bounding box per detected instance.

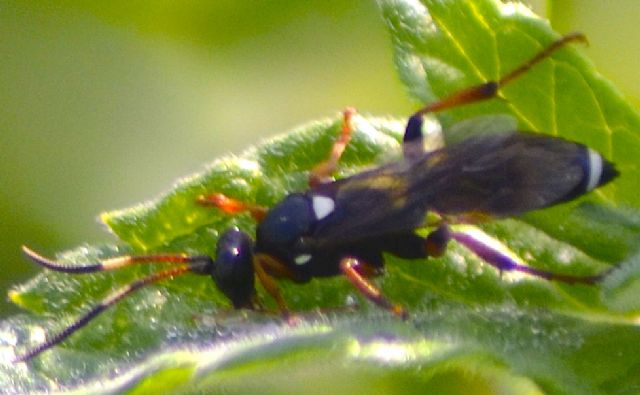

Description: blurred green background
[1,0,638,317]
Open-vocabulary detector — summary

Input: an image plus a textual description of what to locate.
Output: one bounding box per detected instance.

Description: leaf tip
[8,289,26,308]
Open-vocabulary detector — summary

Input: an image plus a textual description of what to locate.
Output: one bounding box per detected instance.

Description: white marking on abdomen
[586,148,603,191]
[312,195,335,220]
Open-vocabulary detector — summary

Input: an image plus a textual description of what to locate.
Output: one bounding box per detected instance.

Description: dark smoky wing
[410,132,589,217]
[309,162,426,246]
[310,132,594,246]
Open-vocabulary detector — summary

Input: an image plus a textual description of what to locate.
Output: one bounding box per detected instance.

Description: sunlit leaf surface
[3,1,640,394]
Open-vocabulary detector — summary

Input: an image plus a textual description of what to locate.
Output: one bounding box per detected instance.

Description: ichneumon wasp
[14,33,618,362]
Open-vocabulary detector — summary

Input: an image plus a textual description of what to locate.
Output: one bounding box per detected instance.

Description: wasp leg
[403,33,586,160]
[417,33,586,115]
[253,253,294,319]
[340,257,408,319]
[424,226,450,258]
[196,193,267,221]
[447,226,609,285]
[309,107,356,187]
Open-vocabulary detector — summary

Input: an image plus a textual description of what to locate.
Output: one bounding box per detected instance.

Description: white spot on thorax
[586,148,603,191]
[312,195,335,220]
[294,254,312,265]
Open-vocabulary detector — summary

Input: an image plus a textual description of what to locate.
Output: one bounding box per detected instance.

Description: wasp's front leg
[196,192,268,221]
[253,253,298,319]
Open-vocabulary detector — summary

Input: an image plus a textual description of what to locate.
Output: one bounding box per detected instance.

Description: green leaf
[3,0,640,394]
[380,0,640,262]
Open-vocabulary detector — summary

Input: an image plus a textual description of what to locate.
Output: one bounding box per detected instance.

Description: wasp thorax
[256,194,313,247]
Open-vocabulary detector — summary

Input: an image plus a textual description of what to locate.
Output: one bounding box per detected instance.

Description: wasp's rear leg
[402,33,587,161]
[309,107,356,187]
[428,225,608,285]
[340,257,408,319]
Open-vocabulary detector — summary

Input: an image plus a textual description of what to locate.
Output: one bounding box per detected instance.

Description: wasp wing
[309,132,616,246]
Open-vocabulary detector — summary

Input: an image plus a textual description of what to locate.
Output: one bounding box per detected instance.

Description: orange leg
[253,253,294,319]
[413,33,587,117]
[403,33,587,160]
[309,107,356,187]
[196,193,268,221]
[340,257,407,319]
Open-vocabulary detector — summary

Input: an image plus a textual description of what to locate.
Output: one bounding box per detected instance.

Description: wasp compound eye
[213,227,255,309]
